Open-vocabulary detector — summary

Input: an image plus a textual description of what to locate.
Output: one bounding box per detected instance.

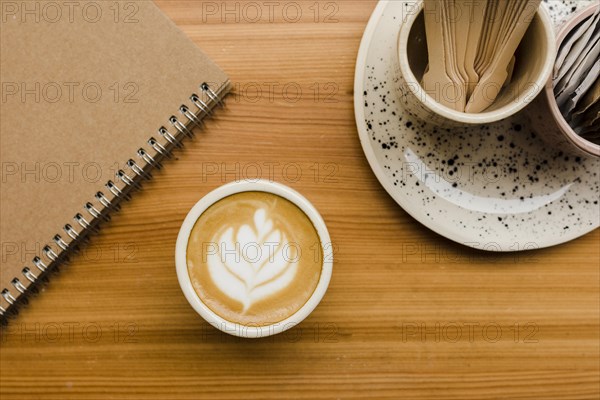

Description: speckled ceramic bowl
[530,3,600,158]
[396,1,556,127]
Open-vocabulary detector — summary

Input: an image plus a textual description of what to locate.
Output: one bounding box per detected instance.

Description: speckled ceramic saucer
[354,0,599,251]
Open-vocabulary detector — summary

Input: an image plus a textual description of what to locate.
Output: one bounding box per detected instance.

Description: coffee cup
[176,180,333,338]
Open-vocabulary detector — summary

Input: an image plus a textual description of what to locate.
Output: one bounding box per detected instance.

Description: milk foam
[207,208,298,313]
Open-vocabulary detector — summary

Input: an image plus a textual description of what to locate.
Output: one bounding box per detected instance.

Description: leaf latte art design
[207,209,298,313]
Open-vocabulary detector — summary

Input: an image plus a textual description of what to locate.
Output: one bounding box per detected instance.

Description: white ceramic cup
[395,1,556,127]
[175,180,333,338]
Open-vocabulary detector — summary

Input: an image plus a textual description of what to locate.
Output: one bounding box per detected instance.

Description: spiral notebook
[0,1,229,320]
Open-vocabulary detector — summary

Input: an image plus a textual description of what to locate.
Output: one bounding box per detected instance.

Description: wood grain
[1,1,599,399]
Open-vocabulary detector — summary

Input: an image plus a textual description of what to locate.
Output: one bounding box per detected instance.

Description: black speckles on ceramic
[355,0,599,250]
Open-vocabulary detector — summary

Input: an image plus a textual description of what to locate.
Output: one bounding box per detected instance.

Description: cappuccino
[186,191,323,326]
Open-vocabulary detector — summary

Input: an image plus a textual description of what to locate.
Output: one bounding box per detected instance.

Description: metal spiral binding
[137,148,162,170]
[190,94,212,116]
[85,202,101,219]
[158,126,180,148]
[0,82,228,321]
[64,224,79,240]
[74,213,92,230]
[32,257,47,272]
[128,159,152,181]
[43,245,58,261]
[95,191,112,208]
[170,115,194,139]
[22,268,37,283]
[148,137,170,159]
[1,289,16,305]
[11,279,27,294]
[106,180,130,201]
[179,105,203,129]
[53,234,68,251]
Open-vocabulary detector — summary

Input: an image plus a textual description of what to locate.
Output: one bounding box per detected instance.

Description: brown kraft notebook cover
[0,0,230,318]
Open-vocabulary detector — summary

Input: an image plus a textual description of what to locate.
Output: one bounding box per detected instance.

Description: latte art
[206,209,298,313]
[186,191,323,325]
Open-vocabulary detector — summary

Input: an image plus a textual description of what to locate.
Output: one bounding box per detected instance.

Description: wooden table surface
[1,1,599,399]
